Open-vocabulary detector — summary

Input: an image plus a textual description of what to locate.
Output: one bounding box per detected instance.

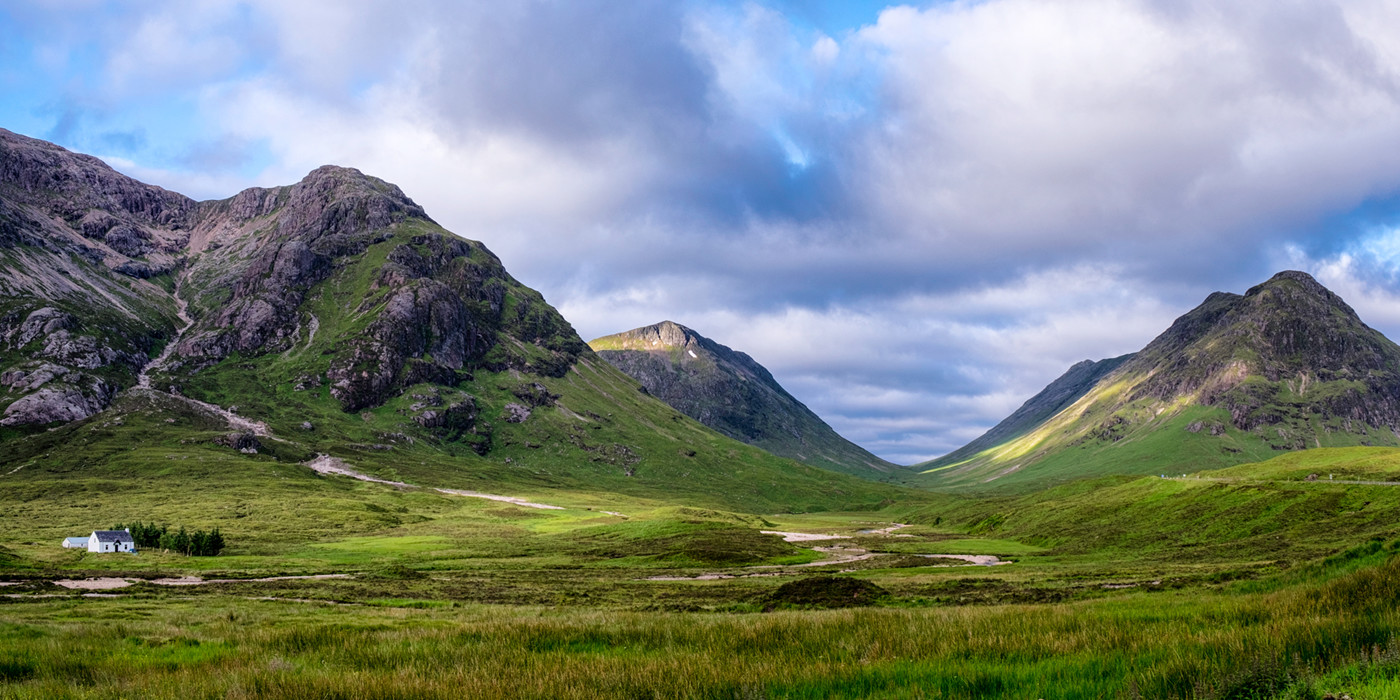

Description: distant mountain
[917,271,1400,491]
[924,354,1134,470]
[0,129,907,513]
[589,321,901,479]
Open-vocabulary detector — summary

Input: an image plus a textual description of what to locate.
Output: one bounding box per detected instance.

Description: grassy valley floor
[8,447,1400,697]
[5,553,1400,699]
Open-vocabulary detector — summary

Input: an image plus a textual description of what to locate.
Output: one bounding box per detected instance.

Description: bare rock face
[0,377,113,426]
[0,129,590,440]
[0,128,196,231]
[103,224,153,257]
[1,363,72,392]
[328,278,477,412]
[178,166,427,361]
[502,403,531,423]
[0,130,194,428]
[323,231,582,412]
[0,196,49,248]
[0,305,146,426]
[4,308,143,372]
[6,307,72,348]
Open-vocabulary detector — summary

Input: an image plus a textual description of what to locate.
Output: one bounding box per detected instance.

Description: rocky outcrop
[0,129,591,438]
[0,305,147,425]
[4,307,72,348]
[0,368,114,426]
[177,167,427,362]
[0,128,196,232]
[502,403,531,423]
[322,232,582,412]
[511,382,558,407]
[3,307,145,371]
[213,432,262,453]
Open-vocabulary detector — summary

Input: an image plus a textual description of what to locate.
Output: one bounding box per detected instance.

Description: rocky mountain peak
[0,128,195,231]
[1134,269,1400,426]
[920,270,1400,490]
[1,130,589,429]
[1243,269,1359,319]
[588,322,900,477]
[590,320,700,352]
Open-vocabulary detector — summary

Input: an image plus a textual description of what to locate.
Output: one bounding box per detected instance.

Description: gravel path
[149,574,351,586]
[306,454,567,510]
[40,574,355,591]
[54,578,133,590]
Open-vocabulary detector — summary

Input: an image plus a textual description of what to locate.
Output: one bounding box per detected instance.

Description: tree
[190,530,210,557]
[207,528,225,556]
[172,527,191,555]
[135,523,225,556]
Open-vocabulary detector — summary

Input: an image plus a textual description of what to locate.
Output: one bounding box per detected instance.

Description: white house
[61,537,87,549]
[88,530,135,553]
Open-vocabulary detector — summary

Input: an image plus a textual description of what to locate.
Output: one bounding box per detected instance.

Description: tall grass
[6,555,1400,698]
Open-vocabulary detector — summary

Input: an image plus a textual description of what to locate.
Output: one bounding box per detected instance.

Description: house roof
[92,530,134,543]
[63,537,87,545]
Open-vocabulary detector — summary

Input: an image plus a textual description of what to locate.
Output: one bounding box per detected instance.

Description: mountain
[917,271,1400,491]
[589,321,901,479]
[924,354,1134,470]
[0,128,910,514]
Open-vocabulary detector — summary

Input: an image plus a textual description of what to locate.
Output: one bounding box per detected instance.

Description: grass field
[7,443,1400,697]
[4,547,1400,699]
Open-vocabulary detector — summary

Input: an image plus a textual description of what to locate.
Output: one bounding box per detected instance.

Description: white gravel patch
[53,578,134,590]
[760,531,851,542]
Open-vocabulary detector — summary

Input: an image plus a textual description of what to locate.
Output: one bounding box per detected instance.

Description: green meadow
[7,438,1400,697]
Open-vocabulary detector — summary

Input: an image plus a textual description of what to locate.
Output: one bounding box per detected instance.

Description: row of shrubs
[113,522,226,556]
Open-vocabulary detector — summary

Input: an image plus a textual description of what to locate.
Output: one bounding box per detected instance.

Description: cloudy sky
[7,0,1400,464]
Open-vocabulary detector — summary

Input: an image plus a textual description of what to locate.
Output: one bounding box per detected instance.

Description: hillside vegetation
[918,271,1400,492]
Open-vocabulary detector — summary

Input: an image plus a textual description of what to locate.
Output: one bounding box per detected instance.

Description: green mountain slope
[589,321,901,479]
[0,129,913,518]
[918,271,1400,491]
[937,446,1400,564]
[923,354,1133,470]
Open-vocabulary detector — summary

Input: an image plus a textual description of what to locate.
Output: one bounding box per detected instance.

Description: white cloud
[1278,237,1400,336]
[811,34,839,65]
[101,0,252,97]
[855,0,1400,263]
